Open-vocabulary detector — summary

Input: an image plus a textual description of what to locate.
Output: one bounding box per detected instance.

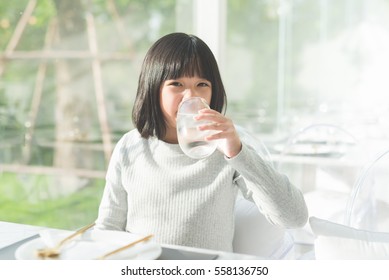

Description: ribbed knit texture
[95,129,308,252]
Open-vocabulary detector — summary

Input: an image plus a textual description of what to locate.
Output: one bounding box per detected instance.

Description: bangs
[161,40,213,81]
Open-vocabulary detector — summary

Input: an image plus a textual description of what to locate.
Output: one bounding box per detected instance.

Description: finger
[205,125,237,138]
[198,108,217,114]
[194,112,220,121]
[195,114,228,126]
[205,129,237,141]
[204,131,225,140]
[198,122,225,132]
[195,108,221,118]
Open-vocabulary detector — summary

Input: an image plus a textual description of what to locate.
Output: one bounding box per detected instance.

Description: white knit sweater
[95,129,307,252]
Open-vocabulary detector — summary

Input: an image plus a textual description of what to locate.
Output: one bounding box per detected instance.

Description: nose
[183,89,199,100]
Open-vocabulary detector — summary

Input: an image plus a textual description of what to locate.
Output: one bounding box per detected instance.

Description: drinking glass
[176,97,219,159]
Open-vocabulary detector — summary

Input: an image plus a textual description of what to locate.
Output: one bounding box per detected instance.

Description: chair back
[276,123,358,193]
[344,149,389,232]
[233,195,294,259]
[235,125,273,167]
[280,123,356,156]
[233,126,294,259]
[275,123,359,248]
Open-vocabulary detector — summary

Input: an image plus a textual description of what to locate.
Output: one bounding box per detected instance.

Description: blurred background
[1,0,389,230]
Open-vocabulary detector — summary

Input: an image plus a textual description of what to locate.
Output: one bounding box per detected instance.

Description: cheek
[171,98,182,118]
[161,94,181,118]
[204,90,212,106]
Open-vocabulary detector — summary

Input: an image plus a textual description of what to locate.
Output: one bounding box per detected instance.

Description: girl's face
[159,76,212,143]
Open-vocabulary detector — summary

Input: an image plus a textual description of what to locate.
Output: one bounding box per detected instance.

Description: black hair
[132,32,227,139]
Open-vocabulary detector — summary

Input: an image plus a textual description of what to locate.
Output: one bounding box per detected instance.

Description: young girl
[95,32,308,252]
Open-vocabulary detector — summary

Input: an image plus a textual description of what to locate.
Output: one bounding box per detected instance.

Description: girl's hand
[194,108,242,158]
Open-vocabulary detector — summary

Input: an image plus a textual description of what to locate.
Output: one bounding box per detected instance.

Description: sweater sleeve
[226,143,308,229]
[95,137,128,231]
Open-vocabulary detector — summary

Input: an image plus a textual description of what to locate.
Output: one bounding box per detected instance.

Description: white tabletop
[0,221,259,260]
[0,221,44,250]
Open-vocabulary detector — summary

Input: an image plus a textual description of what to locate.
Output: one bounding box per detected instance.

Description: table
[0,221,259,260]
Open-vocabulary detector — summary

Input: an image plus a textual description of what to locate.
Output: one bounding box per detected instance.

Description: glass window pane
[0,0,190,229]
[225,0,389,141]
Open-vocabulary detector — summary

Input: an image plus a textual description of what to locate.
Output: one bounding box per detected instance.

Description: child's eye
[198,82,210,87]
[169,82,182,86]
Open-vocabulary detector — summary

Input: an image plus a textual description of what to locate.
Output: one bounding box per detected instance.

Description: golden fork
[97,234,153,260]
[36,222,95,259]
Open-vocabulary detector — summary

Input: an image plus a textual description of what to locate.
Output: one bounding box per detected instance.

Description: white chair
[344,149,389,232]
[310,148,389,259]
[276,124,358,245]
[232,125,294,259]
[310,216,389,259]
[233,195,294,259]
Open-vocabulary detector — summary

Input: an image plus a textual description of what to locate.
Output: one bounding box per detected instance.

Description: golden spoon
[36,223,95,259]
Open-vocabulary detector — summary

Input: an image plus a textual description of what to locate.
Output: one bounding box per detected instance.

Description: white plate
[272,143,344,157]
[15,229,161,260]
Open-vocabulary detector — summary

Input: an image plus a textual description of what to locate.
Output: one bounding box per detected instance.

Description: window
[1,0,389,229]
[224,0,389,142]
[0,0,184,229]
